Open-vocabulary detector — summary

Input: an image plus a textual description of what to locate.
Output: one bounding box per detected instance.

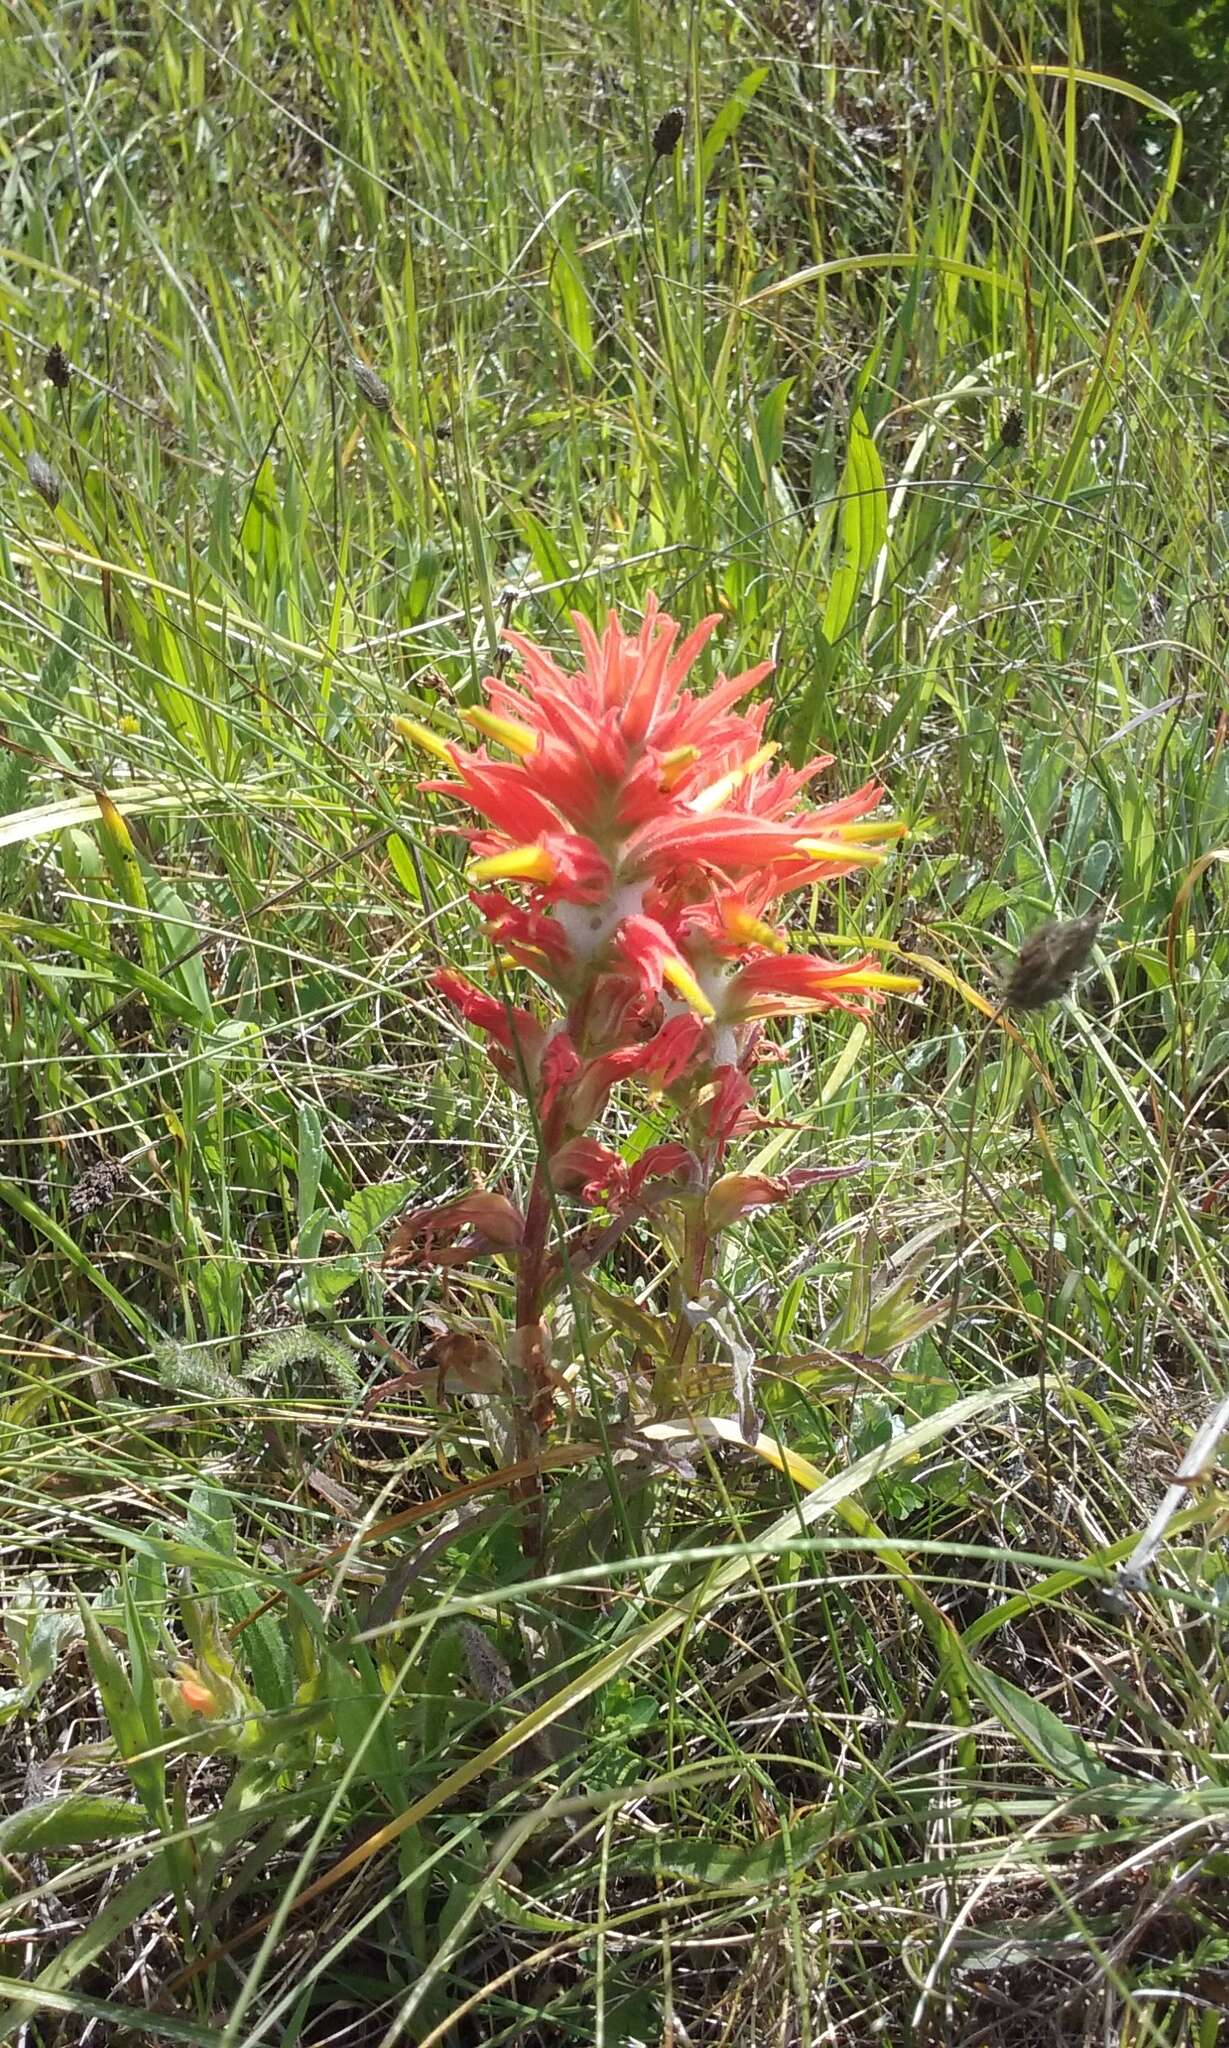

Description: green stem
[656,1131,714,1414]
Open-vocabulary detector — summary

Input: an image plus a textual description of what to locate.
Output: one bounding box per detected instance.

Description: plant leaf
[821,408,888,645]
[963,1660,1112,1791]
[0,1792,148,1856]
[700,67,769,182]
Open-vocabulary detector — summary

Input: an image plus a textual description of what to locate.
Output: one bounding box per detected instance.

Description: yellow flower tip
[689,743,779,817]
[393,717,455,767]
[836,818,909,845]
[661,954,716,1018]
[659,744,700,790]
[467,843,557,886]
[95,792,136,852]
[835,970,922,994]
[461,707,538,757]
[797,837,886,866]
[723,903,788,955]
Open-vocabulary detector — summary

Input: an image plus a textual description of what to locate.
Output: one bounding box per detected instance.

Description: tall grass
[1,0,1227,2040]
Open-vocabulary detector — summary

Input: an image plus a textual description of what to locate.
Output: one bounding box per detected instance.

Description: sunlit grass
[1,0,1228,2040]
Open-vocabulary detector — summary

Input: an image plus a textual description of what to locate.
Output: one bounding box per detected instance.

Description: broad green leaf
[185,1481,237,1562]
[146,874,214,1018]
[344,1176,415,1250]
[0,1792,147,1856]
[325,1649,406,1811]
[2,1575,78,1700]
[299,1251,361,1313]
[755,378,793,471]
[511,508,575,609]
[549,217,594,377]
[700,67,769,182]
[821,409,888,645]
[387,830,422,901]
[122,1566,160,1745]
[963,1660,1111,1790]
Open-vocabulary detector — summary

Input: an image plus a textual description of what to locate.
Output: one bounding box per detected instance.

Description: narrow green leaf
[78,1598,168,1827]
[256,1379,1038,1946]
[296,1103,324,1234]
[700,67,769,182]
[0,1851,173,2030]
[0,1975,223,2043]
[0,1177,156,1340]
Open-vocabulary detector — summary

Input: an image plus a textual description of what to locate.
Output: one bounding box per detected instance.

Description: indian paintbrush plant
[391,599,920,1549]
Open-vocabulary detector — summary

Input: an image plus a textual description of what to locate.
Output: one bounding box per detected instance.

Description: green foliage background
[0,0,1227,2040]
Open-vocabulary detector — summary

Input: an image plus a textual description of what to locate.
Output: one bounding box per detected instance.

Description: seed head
[1000,910,1101,1013]
[651,105,686,160]
[25,450,62,509]
[999,404,1024,450]
[456,1621,513,1705]
[352,358,392,414]
[44,344,71,391]
[69,1156,129,1220]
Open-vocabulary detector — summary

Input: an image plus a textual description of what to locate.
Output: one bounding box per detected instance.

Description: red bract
[723,952,923,1022]
[384,1191,525,1270]
[420,599,921,1144]
[705,1163,870,1231]
[550,1137,628,1207]
[420,598,910,1006]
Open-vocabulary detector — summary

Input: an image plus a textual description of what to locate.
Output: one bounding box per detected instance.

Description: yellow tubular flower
[722,902,788,954]
[393,717,455,767]
[796,838,886,864]
[833,819,909,844]
[831,970,922,993]
[468,844,558,885]
[658,744,701,789]
[461,707,539,757]
[661,953,716,1018]
[688,743,779,816]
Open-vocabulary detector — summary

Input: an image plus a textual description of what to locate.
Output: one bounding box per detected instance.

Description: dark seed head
[25,450,62,509]
[999,404,1024,449]
[651,105,686,159]
[68,1156,129,1220]
[352,358,392,414]
[1000,910,1102,1013]
[44,343,71,391]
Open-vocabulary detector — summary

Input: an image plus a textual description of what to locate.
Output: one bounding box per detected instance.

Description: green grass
[2,0,1228,2040]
